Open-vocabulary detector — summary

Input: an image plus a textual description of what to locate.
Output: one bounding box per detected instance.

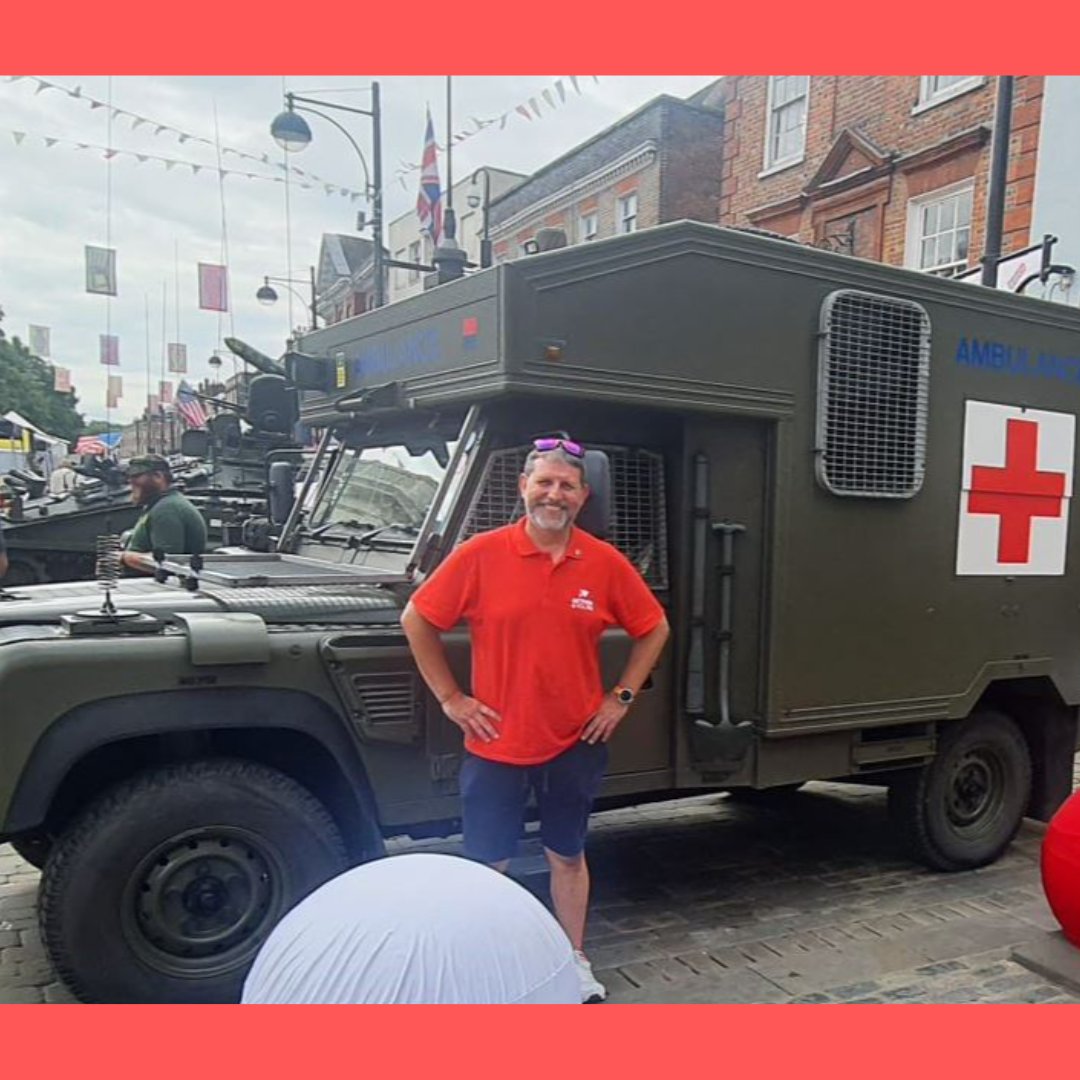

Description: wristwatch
[613,685,636,706]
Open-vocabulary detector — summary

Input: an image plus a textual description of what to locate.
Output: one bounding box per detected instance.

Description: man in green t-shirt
[121,454,207,573]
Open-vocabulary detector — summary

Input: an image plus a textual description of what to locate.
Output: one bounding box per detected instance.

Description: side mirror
[268,461,296,526]
[180,430,210,458]
[576,450,611,540]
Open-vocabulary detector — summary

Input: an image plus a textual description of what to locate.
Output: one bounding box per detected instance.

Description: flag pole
[444,75,455,241]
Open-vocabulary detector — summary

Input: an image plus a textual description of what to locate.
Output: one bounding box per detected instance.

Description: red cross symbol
[968,418,1067,563]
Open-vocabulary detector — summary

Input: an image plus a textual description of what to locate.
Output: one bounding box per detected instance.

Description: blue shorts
[459,740,608,862]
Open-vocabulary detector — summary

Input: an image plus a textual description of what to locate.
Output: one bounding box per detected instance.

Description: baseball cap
[126,454,172,478]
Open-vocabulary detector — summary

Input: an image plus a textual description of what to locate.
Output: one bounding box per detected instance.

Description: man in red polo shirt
[401,437,670,1003]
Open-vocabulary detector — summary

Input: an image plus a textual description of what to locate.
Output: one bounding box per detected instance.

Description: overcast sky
[0,75,715,424]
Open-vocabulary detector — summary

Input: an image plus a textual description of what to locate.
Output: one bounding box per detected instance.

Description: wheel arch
[3,687,385,861]
[974,676,1078,822]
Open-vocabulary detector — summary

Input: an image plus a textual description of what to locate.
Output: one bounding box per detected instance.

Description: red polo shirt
[411,518,665,765]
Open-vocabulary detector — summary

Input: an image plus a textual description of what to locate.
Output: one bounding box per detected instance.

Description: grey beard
[527,504,571,531]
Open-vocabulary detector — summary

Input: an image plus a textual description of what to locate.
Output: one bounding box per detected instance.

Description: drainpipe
[981,76,1015,287]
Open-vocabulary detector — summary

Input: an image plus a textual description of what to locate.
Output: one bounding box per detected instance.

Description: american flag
[415,108,442,246]
[75,435,108,456]
[74,432,121,456]
[176,381,208,429]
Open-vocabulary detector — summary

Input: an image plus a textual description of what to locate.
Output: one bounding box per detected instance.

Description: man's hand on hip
[581,695,629,745]
[443,692,501,743]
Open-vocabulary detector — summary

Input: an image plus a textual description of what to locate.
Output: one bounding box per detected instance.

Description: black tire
[725,783,804,804]
[40,758,348,1003]
[10,833,52,869]
[888,711,1031,872]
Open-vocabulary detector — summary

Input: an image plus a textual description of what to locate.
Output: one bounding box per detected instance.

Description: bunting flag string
[2,127,364,200]
[390,76,601,187]
[6,74,601,193]
[4,77,360,195]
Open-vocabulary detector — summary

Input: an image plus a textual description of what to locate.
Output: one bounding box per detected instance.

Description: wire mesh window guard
[816,289,931,498]
[460,445,669,589]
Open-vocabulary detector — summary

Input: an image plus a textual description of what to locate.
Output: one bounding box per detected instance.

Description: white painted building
[1028,76,1080,305]
[387,167,524,304]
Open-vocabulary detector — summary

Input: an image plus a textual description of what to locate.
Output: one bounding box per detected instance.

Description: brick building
[315,234,381,326]
[488,94,724,260]
[695,76,1043,277]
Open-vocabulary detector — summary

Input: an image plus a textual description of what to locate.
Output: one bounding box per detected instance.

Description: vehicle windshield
[309,445,450,534]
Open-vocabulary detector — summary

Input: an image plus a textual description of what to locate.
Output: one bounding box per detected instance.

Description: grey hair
[522,446,586,480]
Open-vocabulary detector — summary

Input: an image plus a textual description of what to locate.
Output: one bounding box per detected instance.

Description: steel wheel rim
[121,826,287,979]
[946,748,1005,833]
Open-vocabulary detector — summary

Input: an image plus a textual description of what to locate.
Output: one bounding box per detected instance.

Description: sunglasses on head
[533,437,584,458]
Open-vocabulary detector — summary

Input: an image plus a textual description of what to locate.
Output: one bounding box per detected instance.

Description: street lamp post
[271,85,387,309]
[468,168,494,269]
[256,267,319,328]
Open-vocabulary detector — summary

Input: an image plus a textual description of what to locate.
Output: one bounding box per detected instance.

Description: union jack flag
[176,380,208,430]
[415,108,442,247]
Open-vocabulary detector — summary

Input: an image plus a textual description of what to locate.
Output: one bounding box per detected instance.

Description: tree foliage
[0,310,85,443]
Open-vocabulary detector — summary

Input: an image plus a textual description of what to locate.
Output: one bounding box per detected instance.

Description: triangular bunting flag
[515,104,532,121]
[556,80,566,103]
[529,97,542,119]
[543,89,556,109]
[570,76,581,94]
[13,132,25,145]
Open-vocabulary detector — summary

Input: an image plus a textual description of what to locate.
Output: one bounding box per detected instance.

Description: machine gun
[177,338,306,548]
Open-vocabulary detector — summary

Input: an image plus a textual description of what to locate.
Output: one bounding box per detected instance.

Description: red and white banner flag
[86,245,117,295]
[159,380,174,405]
[28,324,51,356]
[99,334,119,366]
[198,262,229,312]
[167,342,188,374]
[106,374,123,409]
[53,366,72,393]
[956,400,1075,576]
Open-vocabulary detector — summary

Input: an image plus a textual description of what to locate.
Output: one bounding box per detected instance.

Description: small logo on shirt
[571,588,595,612]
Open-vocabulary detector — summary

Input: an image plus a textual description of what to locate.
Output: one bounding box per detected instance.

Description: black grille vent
[460,445,668,589]
[350,672,417,726]
[816,289,931,498]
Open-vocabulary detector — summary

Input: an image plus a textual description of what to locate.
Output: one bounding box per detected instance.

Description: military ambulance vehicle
[0,222,1077,1002]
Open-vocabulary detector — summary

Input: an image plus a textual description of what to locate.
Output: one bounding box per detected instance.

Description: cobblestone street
[2,779,1077,1004]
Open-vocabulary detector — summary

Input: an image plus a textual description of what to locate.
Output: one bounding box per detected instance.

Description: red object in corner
[1042,788,1080,947]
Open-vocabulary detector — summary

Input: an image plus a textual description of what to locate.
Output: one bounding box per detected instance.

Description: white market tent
[1,410,68,475]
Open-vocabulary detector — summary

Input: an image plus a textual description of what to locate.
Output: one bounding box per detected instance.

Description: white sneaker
[573,950,607,1003]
